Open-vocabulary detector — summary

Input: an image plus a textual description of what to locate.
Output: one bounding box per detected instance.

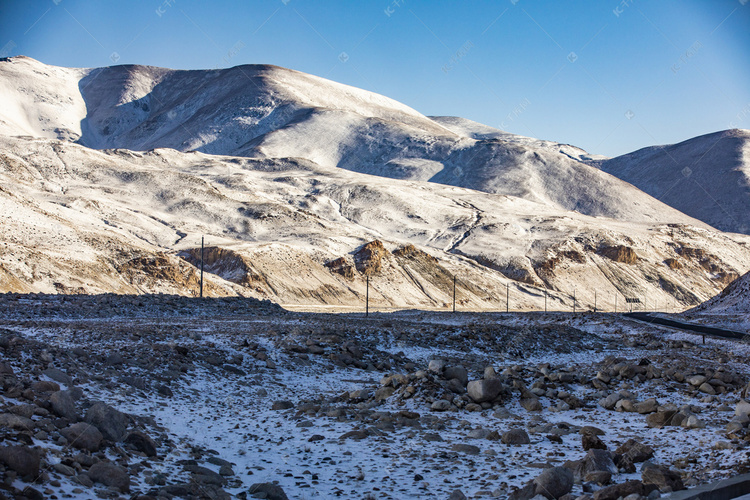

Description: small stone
[521,397,543,412]
[448,490,468,500]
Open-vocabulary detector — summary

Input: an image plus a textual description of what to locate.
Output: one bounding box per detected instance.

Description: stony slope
[0,56,709,225]
[1,135,749,310]
[598,129,750,234]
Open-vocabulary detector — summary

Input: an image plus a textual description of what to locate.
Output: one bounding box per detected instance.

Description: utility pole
[614,294,617,314]
[506,283,509,313]
[573,289,576,314]
[544,290,547,313]
[199,236,204,298]
[594,290,597,313]
[366,275,370,317]
[452,275,456,313]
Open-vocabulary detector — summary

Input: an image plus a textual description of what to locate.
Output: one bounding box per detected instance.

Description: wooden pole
[573,289,576,314]
[544,290,547,313]
[594,290,597,313]
[366,275,370,317]
[452,275,456,313]
[506,283,509,313]
[200,236,204,298]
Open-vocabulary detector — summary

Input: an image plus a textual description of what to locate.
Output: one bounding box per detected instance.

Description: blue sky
[1,0,748,156]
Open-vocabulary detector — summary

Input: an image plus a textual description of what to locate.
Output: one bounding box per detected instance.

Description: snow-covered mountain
[0,56,708,225]
[1,56,749,309]
[1,135,748,310]
[598,129,750,235]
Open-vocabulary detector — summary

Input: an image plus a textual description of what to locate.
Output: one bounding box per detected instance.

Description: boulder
[614,439,654,472]
[0,413,34,431]
[431,400,452,411]
[633,398,659,414]
[592,480,656,500]
[85,402,129,441]
[88,461,130,492]
[62,422,103,452]
[444,366,469,386]
[736,400,750,419]
[124,431,157,457]
[271,401,294,410]
[43,367,73,386]
[521,397,543,412]
[50,390,78,420]
[0,446,40,478]
[534,466,574,500]
[582,432,607,451]
[248,483,289,500]
[598,393,620,410]
[642,463,685,492]
[502,428,531,445]
[467,378,504,403]
[646,410,677,428]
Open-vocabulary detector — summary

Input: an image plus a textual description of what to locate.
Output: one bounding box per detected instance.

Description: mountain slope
[1,135,748,310]
[0,56,707,225]
[598,129,750,234]
[689,271,750,315]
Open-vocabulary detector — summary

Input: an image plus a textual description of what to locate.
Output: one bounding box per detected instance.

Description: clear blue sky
[1,0,749,157]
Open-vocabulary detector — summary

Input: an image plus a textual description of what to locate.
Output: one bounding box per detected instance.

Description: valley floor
[1,295,749,500]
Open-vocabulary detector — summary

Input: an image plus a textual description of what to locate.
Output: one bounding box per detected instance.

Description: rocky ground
[1,294,750,500]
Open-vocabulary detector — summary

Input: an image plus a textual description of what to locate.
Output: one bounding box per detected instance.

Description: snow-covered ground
[2,296,749,499]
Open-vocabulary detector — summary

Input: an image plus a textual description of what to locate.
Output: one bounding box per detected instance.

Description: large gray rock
[533,466,574,500]
[502,428,531,445]
[0,413,34,431]
[642,463,685,492]
[467,378,504,403]
[736,400,750,419]
[85,402,129,441]
[0,446,40,479]
[88,461,130,492]
[124,431,157,457]
[50,390,78,420]
[248,482,289,500]
[614,438,654,472]
[592,481,656,500]
[43,367,73,386]
[443,366,468,386]
[62,422,103,452]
